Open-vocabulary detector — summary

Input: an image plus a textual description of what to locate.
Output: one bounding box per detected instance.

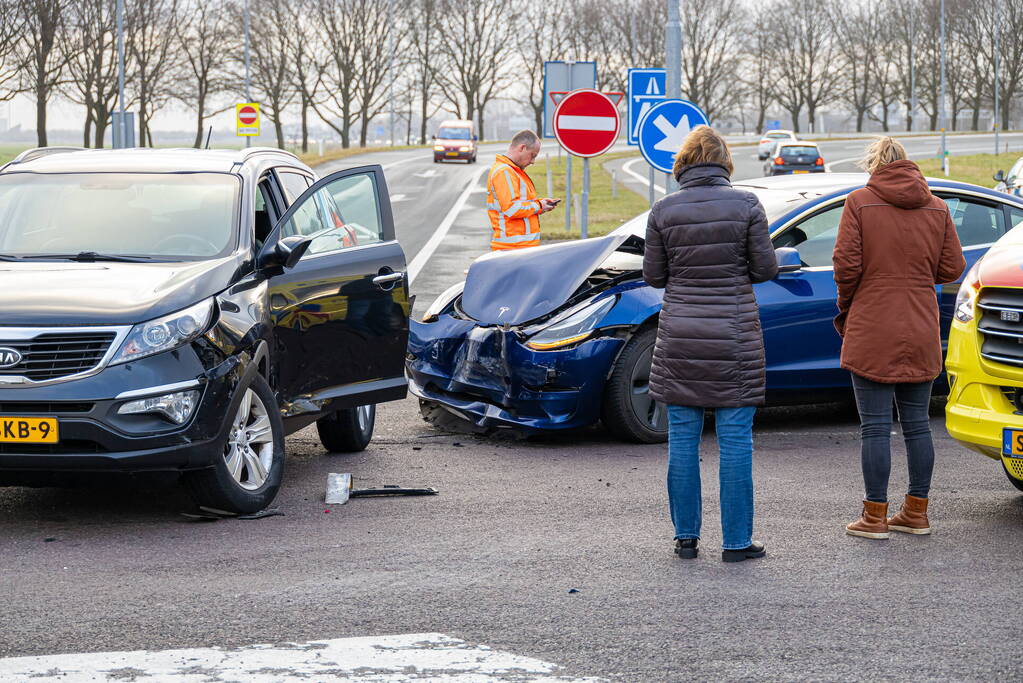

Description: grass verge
[0,144,32,165]
[532,151,647,240]
[916,152,1020,188]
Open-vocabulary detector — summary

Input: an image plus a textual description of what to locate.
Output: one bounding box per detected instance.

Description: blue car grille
[977,288,1023,367]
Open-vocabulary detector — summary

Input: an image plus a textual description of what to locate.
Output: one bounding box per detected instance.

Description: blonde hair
[673,125,734,178]
[861,136,908,174]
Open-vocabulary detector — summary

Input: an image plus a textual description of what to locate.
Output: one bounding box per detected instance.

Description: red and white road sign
[552,89,620,158]
[238,106,257,125]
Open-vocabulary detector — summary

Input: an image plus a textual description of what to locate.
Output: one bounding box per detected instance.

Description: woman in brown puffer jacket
[833,137,965,540]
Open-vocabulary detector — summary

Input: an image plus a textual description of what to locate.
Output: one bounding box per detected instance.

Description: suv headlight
[110,298,215,365]
[422,281,465,322]
[954,262,982,323]
[524,296,616,350]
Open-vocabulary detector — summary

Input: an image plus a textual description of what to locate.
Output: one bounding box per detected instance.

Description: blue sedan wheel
[601,328,669,443]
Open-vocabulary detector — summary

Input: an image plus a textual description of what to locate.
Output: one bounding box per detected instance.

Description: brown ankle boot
[888,494,930,535]
[846,500,890,539]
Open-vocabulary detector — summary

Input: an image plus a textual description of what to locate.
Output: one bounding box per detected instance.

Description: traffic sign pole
[581,157,590,239]
[565,155,572,233]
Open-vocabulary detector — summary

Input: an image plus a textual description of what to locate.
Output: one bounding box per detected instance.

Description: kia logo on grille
[0,347,23,369]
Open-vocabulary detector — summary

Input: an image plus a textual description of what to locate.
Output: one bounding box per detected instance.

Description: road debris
[325,473,353,504]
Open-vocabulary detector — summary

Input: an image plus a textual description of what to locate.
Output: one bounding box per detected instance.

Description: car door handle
[373,272,405,287]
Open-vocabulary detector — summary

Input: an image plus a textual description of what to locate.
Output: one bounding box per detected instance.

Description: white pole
[940,0,947,174]
[665,0,681,192]
[243,0,252,149]
[388,0,395,146]
[116,0,126,148]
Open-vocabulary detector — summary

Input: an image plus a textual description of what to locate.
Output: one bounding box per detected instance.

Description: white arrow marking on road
[557,114,617,131]
[652,113,692,153]
[0,633,605,681]
[414,169,439,178]
[390,193,408,202]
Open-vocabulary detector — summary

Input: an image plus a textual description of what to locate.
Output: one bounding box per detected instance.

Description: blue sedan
[407,173,1023,443]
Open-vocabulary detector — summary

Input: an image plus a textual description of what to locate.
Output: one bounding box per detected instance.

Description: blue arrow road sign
[627,68,666,145]
[637,99,710,174]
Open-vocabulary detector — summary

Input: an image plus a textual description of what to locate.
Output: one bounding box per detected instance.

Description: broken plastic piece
[349,486,438,498]
[326,473,353,504]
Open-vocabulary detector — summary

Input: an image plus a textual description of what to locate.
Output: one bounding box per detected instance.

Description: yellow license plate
[0,417,58,443]
[1003,429,1023,457]
[793,170,809,174]
[446,152,458,156]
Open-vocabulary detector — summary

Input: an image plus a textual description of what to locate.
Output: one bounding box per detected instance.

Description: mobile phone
[548,198,561,206]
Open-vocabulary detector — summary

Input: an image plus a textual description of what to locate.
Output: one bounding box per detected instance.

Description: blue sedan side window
[773,203,845,268]
[942,196,1004,247]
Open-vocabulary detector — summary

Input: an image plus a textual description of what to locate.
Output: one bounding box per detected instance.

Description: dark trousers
[850,374,935,503]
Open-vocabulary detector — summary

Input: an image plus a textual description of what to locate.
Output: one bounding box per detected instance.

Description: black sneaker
[674,538,698,559]
[722,541,766,563]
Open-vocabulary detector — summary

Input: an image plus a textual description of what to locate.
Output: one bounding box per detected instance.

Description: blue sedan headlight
[524,296,616,350]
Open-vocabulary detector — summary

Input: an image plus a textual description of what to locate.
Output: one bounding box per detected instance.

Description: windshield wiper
[21,252,156,263]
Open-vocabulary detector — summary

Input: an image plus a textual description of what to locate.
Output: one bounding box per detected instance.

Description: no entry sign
[236,102,260,137]
[553,89,620,157]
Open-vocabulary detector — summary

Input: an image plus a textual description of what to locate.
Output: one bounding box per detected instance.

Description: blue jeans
[667,405,756,550]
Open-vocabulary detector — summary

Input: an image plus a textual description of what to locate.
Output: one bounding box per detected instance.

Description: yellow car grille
[1003,455,1023,480]
[978,288,1023,367]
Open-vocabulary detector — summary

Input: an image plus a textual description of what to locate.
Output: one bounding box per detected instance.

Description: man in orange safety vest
[486,130,559,250]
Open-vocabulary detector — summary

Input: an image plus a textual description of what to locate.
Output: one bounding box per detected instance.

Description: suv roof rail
[10,146,86,164]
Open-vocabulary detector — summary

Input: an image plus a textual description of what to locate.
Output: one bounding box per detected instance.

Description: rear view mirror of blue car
[775,247,802,273]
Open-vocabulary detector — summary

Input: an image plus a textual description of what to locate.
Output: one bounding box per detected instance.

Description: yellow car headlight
[954,262,983,323]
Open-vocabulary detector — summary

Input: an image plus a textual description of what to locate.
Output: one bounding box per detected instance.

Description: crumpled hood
[866,160,932,209]
[0,257,239,325]
[460,234,628,325]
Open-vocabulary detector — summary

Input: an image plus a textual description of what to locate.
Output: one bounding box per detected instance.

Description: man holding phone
[486,129,560,250]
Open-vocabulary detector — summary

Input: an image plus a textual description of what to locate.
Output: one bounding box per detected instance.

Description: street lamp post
[115,0,126,148]
[665,0,681,193]
[940,0,947,175]
[243,0,252,149]
[995,2,1001,155]
[388,0,395,146]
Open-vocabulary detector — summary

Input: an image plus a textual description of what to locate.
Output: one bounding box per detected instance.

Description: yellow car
[947,223,1023,493]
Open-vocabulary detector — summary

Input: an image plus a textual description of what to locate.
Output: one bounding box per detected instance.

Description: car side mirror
[994,169,1006,183]
[258,235,312,271]
[775,247,801,273]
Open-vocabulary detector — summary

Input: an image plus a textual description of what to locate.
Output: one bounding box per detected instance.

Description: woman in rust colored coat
[833,137,965,540]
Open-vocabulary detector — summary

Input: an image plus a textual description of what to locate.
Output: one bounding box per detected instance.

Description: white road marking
[621,157,666,194]
[556,114,617,132]
[0,633,603,682]
[390,193,409,202]
[407,167,487,285]
[414,169,439,178]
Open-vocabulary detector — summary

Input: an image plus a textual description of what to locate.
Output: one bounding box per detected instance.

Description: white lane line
[414,168,439,178]
[0,632,604,682]
[390,193,409,202]
[621,157,666,194]
[407,167,486,285]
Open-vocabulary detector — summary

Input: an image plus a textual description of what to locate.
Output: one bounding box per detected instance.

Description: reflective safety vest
[486,154,542,250]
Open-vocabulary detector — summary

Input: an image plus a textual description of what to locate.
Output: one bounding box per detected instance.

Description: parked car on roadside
[945,204,1023,494]
[763,142,826,175]
[433,119,478,164]
[408,173,1021,443]
[993,156,1023,196]
[0,147,410,512]
[757,129,798,160]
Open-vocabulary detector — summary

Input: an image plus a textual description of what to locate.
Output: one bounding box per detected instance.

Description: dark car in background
[433,119,478,163]
[0,147,410,512]
[764,142,826,175]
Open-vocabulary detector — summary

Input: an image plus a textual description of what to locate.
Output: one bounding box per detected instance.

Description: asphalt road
[3,132,1023,680]
[2,398,1022,680]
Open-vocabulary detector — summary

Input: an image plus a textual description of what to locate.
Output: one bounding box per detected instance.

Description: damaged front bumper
[407,317,625,432]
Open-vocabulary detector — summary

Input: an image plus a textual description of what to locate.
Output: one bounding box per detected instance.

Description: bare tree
[16,0,71,147]
[127,0,182,146]
[0,1,24,102]
[436,0,515,139]
[993,0,1023,131]
[351,0,395,147]
[286,0,323,153]
[240,0,296,148]
[769,0,841,133]
[514,0,572,135]
[680,0,744,123]
[313,0,360,147]
[740,9,774,134]
[833,0,881,132]
[406,0,444,144]
[175,0,232,148]
[61,0,123,147]
[889,0,924,131]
